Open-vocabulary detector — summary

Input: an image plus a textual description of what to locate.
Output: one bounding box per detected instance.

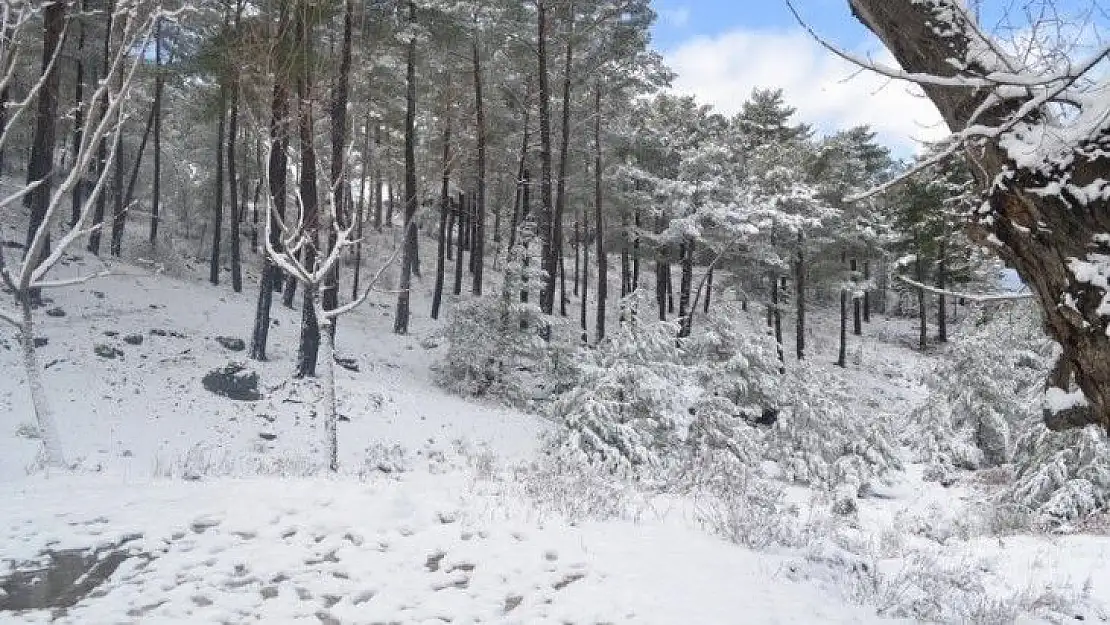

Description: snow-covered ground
[1,240,1108,623]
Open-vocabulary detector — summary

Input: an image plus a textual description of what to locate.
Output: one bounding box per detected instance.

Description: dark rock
[91,291,105,299]
[334,355,359,372]
[33,337,48,348]
[149,329,167,337]
[202,363,261,401]
[103,330,119,338]
[45,307,66,318]
[94,344,123,359]
[215,336,246,352]
[259,432,277,441]
[0,544,136,611]
[338,415,350,423]
[123,334,144,346]
[755,407,779,426]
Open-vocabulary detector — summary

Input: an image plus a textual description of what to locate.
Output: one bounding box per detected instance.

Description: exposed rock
[259,432,277,441]
[202,363,261,401]
[215,336,246,352]
[334,355,359,372]
[45,307,65,318]
[0,543,137,611]
[103,330,119,338]
[33,337,48,348]
[123,334,144,346]
[94,344,124,359]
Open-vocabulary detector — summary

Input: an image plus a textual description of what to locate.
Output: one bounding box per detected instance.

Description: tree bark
[19,297,66,467]
[394,0,418,335]
[228,82,242,293]
[88,2,113,256]
[678,240,692,326]
[294,6,320,377]
[837,288,847,367]
[432,113,452,320]
[71,6,86,228]
[352,107,372,300]
[324,0,353,337]
[373,123,383,231]
[594,84,606,342]
[849,0,1110,426]
[863,259,871,323]
[536,0,555,315]
[773,274,784,372]
[471,35,487,296]
[553,9,574,316]
[916,249,927,351]
[150,17,163,247]
[209,83,227,285]
[851,258,862,336]
[25,0,65,277]
[796,232,805,360]
[937,239,947,343]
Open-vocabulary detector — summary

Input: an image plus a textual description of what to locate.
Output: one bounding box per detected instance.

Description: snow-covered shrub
[908,302,1053,470]
[768,365,900,489]
[1010,424,1110,526]
[511,450,650,523]
[437,244,578,407]
[550,294,691,474]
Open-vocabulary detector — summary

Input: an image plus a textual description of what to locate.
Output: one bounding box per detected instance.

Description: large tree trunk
[88,2,113,257]
[851,258,862,336]
[536,0,555,315]
[324,0,353,337]
[394,0,418,335]
[796,232,805,360]
[25,0,65,279]
[916,247,927,351]
[352,107,372,300]
[373,123,383,231]
[209,84,227,285]
[454,193,466,296]
[937,239,947,343]
[249,67,290,362]
[553,12,574,317]
[678,240,692,327]
[19,297,65,468]
[837,288,847,368]
[849,0,1110,427]
[71,7,87,228]
[471,35,487,297]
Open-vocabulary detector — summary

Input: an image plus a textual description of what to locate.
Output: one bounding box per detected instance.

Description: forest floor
[1,236,1108,623]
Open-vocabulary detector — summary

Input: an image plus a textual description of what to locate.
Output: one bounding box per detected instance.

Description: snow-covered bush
[1010,424,1110,526]
[437,244,578,407]
[768,365,901,489]
[908,302,1052,470]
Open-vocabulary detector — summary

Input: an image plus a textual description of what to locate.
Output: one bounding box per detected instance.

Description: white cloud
[664,29,949,154]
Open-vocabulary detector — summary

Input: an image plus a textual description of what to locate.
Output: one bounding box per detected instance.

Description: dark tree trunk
[850,0,1110,427]
[71,7,86,227]
[795,232,805,360]
[620,207,630,297]
[432,113,452,320]
[632,210,641,290]
[123,100,156,216]
[150,17,163,247]
[553,15,574,317]
[373,123,383,231]
[916,248,927,351]
[386,176,396,227]
[249,51,290,362]
[937,239,947,343]
[594,84,606,341]
[228,83,242,293]
[251,138,261,252]
[324,0,353,336]
[294,7,320,377]
[454,194,466,296]
[88,2,113,256]
[773,274,784,372]
[25,0,65,269]
[536,0,555,315]
[520,171,532,303]
[837,288,847,367]
[209,83,227,285]
[110,129,124,256]
[471,36,487,296]
[667,263,674,314]
[580,176,589,341]
[863,259,871,323]
[394,0,419,335]
[507,83,530,257]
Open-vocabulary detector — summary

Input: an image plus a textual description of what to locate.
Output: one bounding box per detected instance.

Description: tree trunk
[863,259,871,323]
[19,297,66,468]
[123,100,156,218]
[294,7,320,378]
[373,123,383,231]
[580,182,589,342]
[851,258,862,336]
[507,83,531,257]
[88,2,113,257]
[352,107,372,300]
[678,240,692,326]
[836,288,847,367]
[394,0,418,335]
[519,172,532,303]
[594,84,606,342]
[25,0,64,278]
[209,83,227,285]
[228,82,242,293]
[796,232,805,360]
[432,113,452,320]
[249,66,290,362]
[849,0,1110,426]
[71,7,86,228]
[916,250,927,351]
[620,207,630,297]
[317,311,339,472]
[471,35,487,296]
[454,193,466,296]
[937,239,947,343]
[704,267,713,314]
[773,274,784,372]
[633,210,641,290]
[150,17,163,247]
[553,13,574,317]
[324,0,353,337]
[536,0,555,315]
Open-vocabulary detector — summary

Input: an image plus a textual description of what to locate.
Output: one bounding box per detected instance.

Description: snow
[1,239,1109,623]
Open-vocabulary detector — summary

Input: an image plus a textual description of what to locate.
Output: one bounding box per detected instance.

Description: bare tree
[0,2,158,467]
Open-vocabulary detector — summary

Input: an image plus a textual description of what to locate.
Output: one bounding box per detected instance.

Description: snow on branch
[895,275,1034,303]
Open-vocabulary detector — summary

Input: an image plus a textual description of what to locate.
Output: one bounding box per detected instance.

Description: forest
[0,0,1109,623]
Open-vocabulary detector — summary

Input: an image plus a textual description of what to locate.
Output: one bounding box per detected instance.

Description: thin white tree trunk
[20,297,65,467]
[317,305,338,473]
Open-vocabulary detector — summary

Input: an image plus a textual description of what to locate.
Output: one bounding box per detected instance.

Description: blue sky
[648,0,1108,155]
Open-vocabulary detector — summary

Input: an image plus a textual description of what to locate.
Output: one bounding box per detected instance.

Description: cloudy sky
[650,0,949,156]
